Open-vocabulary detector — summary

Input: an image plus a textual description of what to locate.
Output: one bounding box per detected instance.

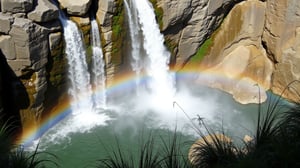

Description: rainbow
[17,66,265,147]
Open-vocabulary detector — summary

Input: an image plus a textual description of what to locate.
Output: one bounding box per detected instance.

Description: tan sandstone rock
[1,0,33,13]
[196,0,273,104]
[263,0,300,102]
[158,0,242,67]
[28,0,59,22]
[0,13,14,34]
[58,0,92,16]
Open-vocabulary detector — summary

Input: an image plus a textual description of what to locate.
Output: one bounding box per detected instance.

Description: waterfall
[128,0,176,99]
[58,11,94,113]
[124,0,142,89]
[90,18,107,109]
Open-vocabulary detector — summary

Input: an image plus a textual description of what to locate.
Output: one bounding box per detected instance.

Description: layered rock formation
[0,0,63,130]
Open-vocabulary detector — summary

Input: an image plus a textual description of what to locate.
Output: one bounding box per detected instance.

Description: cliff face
[0,0,62,130]
[181,0,300,103]
[157,0,243,68]
[263,0,300,102]
[195,0,274,104]
[1,0,300,129]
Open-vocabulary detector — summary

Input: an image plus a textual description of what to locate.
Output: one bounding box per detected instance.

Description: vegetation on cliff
[111,0,125,66]
[187,38,213,67]
[149,0,164,30]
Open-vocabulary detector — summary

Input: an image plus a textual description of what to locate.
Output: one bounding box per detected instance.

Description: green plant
[96,130,192,168]
[9,144,58,168]
[111,0,125,65]
[0,116,58,168]
[97,135,161,168]
[190,38,212,64]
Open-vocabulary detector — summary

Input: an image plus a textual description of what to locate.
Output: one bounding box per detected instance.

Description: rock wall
[157,0,243,68]
[180,0,300,103]
[0,0,62,129]
[196,0,273,104]
[263,0,300,102]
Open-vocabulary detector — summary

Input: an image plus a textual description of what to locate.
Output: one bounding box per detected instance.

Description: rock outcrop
[0,0,62,130]
[157,0,243,68]
[58,0,92,16]
[96,0,120,86]
[1,0,33,13]
[28,0,59,22]
[196,0,273,104]
[263,0,300,102]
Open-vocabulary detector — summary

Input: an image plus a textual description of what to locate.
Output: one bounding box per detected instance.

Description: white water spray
[91,18,107,109]
[58,11,94,113]
[130,0,176,103]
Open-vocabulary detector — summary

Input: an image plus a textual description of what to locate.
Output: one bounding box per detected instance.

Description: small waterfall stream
[124,0,142,89]
[58,10,94,114]
[91,18,107,109]
[126,0,176,101]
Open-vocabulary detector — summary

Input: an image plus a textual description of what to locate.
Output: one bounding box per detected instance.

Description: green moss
[190,38,213,63]
[111,0,125,65]
[86,45,93,67]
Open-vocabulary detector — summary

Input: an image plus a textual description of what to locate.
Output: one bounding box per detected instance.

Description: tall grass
[0,116,58,168]
[96,130,192,168]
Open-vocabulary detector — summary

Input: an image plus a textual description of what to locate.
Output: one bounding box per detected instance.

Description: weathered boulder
[8,18,48,75]
[188,134,232,166]
[263,0,300,102]
[1,0,33,13]
[0,35,16,60]
[58,0,92,16]
[195,0,273,104]
[28,0,59,22]
[0,13,14,34]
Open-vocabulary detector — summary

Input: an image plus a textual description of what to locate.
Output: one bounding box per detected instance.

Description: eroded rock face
[263,0,300,102]
[195,0,273,104]
[58,0,92,16]
[9,18,49,74]
[0,0,63,130]
[1,0,33,13]
[158,0,243,67]
[28,0,59,22]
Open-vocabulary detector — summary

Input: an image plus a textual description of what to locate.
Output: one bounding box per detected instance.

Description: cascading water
[124,0,142,89]
[90,18,107,109]
[56,10,109,134]
[126,0,176,104]
[58,11,94,114]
